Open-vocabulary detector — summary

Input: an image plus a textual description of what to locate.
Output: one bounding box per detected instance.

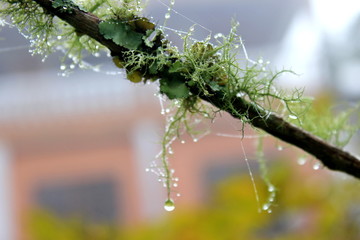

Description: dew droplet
[60,64,66,70]
[236,92,245,98]
[165,13,171,19]
[57,36,62,40]
[173,183,178,187]
[289,114,298,120]
[193,138,198,142]
[181,140,185,144]
[164,199,175,211]
[297,157,307,165]
[189,26,195,32]
[268,185,275,192]
[145,168,150,172]
[277,145,283,151]
[93,66,100,72]
[214,33,224,39]
[313,162,321,170]
[262,203,270,211]
[258,59,263,64]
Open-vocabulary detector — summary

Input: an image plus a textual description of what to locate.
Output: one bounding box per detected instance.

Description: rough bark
[33,0,360,179]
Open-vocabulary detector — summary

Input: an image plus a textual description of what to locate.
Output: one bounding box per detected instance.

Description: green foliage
[28,163,360,239]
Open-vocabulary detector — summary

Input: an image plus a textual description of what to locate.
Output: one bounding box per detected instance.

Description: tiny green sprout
[133,17,155,33]
[112,56,125,69]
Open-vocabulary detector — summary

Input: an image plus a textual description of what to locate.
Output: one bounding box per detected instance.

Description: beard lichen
[157,95,215,206]
[109,14,359,208]
[111,20,307,207]
[0,0,145,68]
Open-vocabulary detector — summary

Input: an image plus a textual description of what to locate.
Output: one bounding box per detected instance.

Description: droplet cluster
[262,184,276,214]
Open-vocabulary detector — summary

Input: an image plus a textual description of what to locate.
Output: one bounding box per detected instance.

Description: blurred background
[0,0,360,239]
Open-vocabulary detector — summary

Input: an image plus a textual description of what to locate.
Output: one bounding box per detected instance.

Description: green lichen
[52,0,79,13]
[0,0,144,67]
[99,20,144,50]
[0,0,55,55]
[288,95,360,147]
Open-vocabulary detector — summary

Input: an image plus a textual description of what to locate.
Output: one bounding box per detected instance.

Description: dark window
[36,178,119,223]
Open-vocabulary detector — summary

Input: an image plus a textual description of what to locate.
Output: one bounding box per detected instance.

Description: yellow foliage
[28,163,360,240]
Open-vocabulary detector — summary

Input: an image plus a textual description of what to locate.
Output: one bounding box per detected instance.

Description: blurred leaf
[29,162,360,240]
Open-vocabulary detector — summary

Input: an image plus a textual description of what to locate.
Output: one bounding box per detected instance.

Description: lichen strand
[158,96,215,201]
[0,0,55,55]
[288,96,360,148]
[0,0,144,67]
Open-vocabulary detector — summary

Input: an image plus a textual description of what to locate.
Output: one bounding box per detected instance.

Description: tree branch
[200,91,360,178]
[33,0,360,179]
[34,0,126,57]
